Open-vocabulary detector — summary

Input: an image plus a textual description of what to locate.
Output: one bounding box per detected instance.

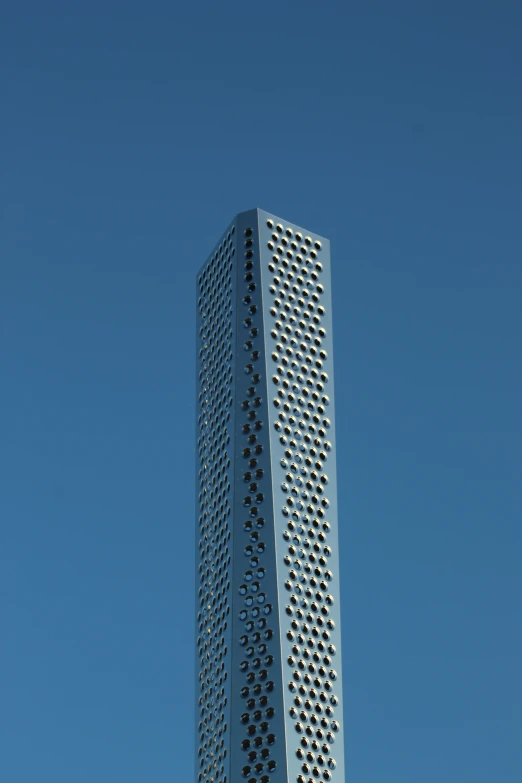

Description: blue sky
[1,1,521,782]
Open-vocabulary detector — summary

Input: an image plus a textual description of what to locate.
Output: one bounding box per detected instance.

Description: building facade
[196,209,344,783]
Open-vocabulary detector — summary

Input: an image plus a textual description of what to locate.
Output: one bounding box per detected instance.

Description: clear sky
[1,2,521,782]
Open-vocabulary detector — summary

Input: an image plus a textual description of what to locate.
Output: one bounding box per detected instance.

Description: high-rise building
[196,209,344,783]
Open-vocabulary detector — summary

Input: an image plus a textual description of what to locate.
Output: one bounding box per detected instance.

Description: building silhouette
[196,209,344,783]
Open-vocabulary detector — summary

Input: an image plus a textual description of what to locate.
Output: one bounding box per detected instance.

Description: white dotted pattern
[265,218,341,783]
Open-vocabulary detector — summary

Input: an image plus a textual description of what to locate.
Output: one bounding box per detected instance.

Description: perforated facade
[196,209,345,783]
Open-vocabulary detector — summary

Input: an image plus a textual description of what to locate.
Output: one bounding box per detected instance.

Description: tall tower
[196,209,345,783]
